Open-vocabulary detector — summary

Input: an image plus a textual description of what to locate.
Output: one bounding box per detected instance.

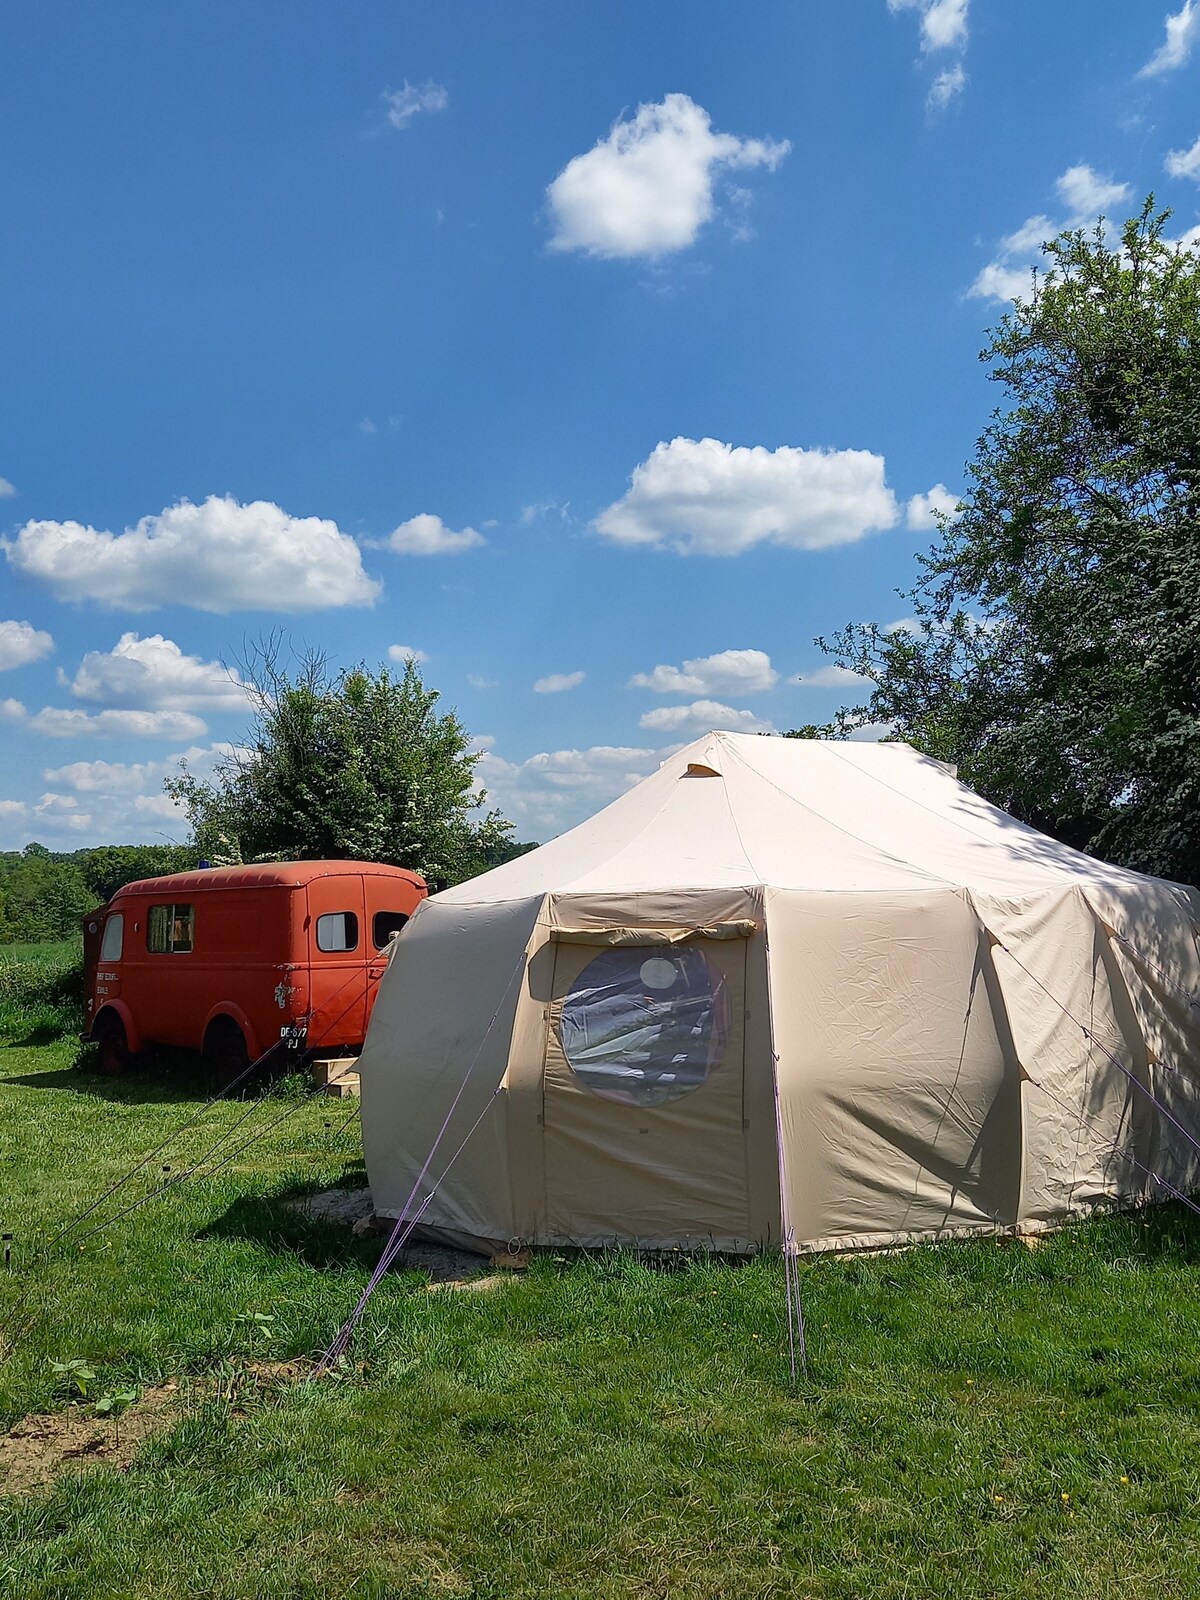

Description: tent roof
[447,732,1170,905]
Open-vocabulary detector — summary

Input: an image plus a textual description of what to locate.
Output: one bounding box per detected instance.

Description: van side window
[99,913,124,962]
[316,911,359,953]
[148,903,195,954]
[373,911,409,950]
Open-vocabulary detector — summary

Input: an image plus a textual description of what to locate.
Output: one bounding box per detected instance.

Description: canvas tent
[359,732,1200,1255]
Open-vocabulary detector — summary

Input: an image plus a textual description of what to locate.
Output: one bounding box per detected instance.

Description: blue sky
[2,1,1199,847]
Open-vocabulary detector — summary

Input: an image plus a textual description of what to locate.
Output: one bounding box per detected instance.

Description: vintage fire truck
[81,860,426,1078]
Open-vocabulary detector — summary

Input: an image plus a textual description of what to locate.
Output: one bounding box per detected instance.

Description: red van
[81,860,426,1078]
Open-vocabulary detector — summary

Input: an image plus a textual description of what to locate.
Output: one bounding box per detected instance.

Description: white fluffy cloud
[1140,2,1200,75]
[888,0,970,50]
[4,496,380,613]
[638,700,772,735]
[631,648,778,695]
[1166,135,1200,180]
[790,664,872,688]
[533,671,585,693]
[26,707,208,739]
[927,65,966,109]
[0,477,15,498]
[388,644,429,664]
[1056,164,1131,220]
[0,620,53,672]
[969,165,1131,303]
[67,633,247,711]
[383,81,448,128]
[0,743,238,849]
[475,744,668,834]
[595,437,899,556]
[906,483,960,528]
[546,94,789,260]
[383,514,485,556]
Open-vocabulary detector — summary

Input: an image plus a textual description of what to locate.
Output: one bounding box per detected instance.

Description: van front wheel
[203,1019,251,1091]
[95,1015,133,1076]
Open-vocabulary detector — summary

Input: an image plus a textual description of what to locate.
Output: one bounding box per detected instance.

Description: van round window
[559,945,731,1107]
[99,913,124,962]
[373,911,409,950]
[316,911,359,953]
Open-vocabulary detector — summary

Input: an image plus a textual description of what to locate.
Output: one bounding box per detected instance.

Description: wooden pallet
[310,1056,361,1097]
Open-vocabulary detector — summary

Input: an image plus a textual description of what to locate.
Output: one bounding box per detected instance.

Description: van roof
[111,860,426,900]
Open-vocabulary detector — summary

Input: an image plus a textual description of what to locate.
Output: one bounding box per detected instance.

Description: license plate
[280,1026,308,1050]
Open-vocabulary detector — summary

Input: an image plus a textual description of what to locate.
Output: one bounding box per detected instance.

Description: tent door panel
[543,937,750,1246]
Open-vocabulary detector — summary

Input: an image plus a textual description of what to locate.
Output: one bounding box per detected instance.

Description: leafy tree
[809,201,1200,885]
[165,648,515,889]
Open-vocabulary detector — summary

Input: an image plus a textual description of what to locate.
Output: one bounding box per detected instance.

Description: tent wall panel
[767,886,1021,1250]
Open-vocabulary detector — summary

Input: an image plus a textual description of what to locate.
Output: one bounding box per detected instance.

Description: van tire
[95,1014,133,1077]
[203,1018,251,1090]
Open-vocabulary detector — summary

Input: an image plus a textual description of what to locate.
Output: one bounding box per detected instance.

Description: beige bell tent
[359,732,1200,1255]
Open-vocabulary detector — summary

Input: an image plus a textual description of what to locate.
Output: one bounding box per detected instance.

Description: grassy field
[3,953,1200,1597]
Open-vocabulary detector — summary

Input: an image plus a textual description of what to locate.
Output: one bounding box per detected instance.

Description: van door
[305,876,369,1049]
[542,936,750,1249]
[83,909,123,1032]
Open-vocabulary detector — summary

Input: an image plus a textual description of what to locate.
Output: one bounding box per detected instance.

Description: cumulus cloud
[0,799,26,818]
[66,633,248,712]
[388,644,429,664]
[1166,134,1200,180]
[0,742,239,849]
[546,93,789,260]
[533,671,585,693]
[0,477,15,498]
[638,700,772,735]
[927,65,966,109]
[969,164,1132,303]
[888,0,970,50]
[906,483,960,528]
[383,514,486,555]
[1056,164,1131,220]
[1139,2,1200,76]
[789,664,872,688]
[45,743,234,795]
[4,495,380,613]
[630,648,778,695]
[595,437,899,556]
[11,704,208,740]
[0,620,53,672]
[383,81,448,128]
[475,743,668,834]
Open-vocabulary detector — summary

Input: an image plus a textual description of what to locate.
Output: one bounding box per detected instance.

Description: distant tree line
[0,843,201,945]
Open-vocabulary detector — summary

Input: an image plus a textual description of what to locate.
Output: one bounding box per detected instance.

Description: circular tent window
[559,945,732,1107]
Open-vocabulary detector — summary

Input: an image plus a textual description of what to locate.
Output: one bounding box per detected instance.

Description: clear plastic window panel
[316,911,359,953]
[559,945,731,1107]
[99,913,124,962]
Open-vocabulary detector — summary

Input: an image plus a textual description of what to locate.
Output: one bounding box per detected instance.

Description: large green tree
[165,649,516,889]
[811,201,1200,885]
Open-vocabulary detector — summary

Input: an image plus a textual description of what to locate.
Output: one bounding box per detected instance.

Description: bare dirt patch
[0,1382,179,1495]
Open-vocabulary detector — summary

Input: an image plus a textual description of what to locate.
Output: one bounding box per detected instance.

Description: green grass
[3,994,1200,1596]
[0,941,84,1045]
